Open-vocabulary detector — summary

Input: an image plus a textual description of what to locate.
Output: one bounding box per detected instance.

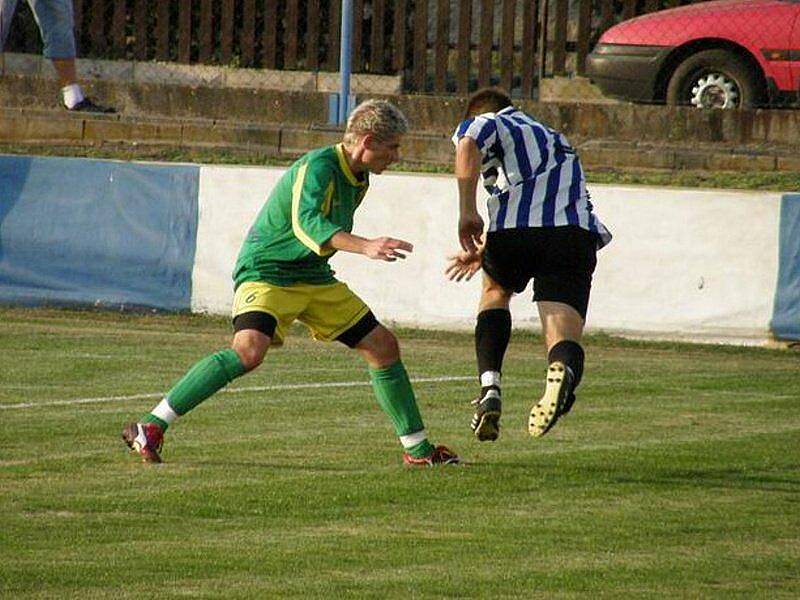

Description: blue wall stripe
[770,193,800,340]
[0,155,199,311]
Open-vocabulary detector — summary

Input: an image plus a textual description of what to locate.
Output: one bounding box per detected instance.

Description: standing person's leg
[0,0,20,52]
[528,227,597,437]
[470,272,513,441]
[122,281,293,463]
[303,281,458,465]
[122,326,269,463]
[527,301,586,436]
[27,0,114,111]
[353,323,458,465]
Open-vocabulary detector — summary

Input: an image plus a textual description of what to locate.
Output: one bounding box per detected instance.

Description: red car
[586,0,800,108]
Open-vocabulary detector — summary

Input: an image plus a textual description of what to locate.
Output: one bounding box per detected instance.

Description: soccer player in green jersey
[122,100,459,466]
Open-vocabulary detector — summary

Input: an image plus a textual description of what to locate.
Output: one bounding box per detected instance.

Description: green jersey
[233,144,369,287]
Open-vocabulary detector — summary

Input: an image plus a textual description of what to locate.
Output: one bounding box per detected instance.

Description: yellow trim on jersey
[321,180,335,216]
[291,163,324,256]
[335,144,367,187]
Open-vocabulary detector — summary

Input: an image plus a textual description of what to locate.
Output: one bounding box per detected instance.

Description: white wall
[193,164,782,339]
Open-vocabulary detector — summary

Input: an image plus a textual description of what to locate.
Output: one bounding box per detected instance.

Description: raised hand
[458,211,484,254]
[445,250,482,282]
[364,236,414,261]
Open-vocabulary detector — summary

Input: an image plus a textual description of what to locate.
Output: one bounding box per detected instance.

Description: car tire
[666,49,763,109]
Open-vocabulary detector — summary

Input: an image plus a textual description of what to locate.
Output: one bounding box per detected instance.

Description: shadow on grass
[613,468,800,494]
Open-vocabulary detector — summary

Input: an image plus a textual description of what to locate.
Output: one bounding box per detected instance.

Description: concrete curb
[0,52,402,94]
[0,108,796,173]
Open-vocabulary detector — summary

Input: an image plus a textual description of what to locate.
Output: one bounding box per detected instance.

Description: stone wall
[1,53,798,172]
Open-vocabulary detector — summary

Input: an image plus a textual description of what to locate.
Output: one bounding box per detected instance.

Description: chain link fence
[3,0,794,104]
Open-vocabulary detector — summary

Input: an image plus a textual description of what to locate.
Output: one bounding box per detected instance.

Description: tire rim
[690,72,740,109]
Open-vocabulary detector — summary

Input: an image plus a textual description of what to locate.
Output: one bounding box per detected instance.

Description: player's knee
[359,325,400,366]
[232,337,269,371]
[481,286,511,310]
[375,326,400,359]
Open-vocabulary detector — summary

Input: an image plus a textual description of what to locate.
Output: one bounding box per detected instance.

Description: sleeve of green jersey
[291,160,343,256]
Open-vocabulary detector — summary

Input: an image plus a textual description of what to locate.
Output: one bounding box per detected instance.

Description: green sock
[369,360,435,459]
[143,349,246,431]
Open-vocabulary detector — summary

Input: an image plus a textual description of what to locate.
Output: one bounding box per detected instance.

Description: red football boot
[122,422,164,463]
[403,445,460,466]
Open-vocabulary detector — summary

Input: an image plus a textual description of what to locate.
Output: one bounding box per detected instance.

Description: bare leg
[529,301,586,438]
[51,57,77,87]
[537,300,585,351]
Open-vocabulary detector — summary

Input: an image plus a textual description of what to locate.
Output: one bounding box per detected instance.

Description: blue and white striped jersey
[452,106,611,248]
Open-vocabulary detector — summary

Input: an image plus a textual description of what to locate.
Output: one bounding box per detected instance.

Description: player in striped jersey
[122,100,458,467]
[446,87,611,441]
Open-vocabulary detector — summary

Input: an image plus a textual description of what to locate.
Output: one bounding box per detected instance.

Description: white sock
[150,398,179,426]
[480,371,501,388]
[61,83,85,109]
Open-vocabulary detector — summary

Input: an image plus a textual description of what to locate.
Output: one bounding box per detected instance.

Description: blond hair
[343,99,409,147]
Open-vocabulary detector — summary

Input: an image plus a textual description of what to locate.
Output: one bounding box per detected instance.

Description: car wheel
[666,49,763,109]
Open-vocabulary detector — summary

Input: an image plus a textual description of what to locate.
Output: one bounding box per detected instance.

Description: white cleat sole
[528,362,570,438]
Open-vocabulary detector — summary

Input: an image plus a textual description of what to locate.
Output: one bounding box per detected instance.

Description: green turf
[1,308,798,598]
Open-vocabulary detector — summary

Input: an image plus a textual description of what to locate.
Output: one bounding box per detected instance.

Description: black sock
[547,340,585,390]
[476,309,511,396]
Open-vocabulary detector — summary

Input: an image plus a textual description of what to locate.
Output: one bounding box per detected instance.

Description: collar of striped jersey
[496,106,517,115]
[335,143,368,187]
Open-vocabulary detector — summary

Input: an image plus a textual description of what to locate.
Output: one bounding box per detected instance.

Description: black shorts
[481,226,598,319]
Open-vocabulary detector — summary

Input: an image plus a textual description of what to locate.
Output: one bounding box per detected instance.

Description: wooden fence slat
[551,0,568,75]
[263,0,277,68]
[178,0,192,63]
[241,0,256,66]
[220,0,235,64]
[645,0,661,13]
[434,0,449,92]
[307,0,320,69]
[199,0,213,63]
[500,0,515,92]
[285,0,299,68]
[90,0,106,55]
[575,0,592,75]
[111,0,127,58]
[351,0,363,72]
[521,0,537,97]
[600,0,614,34]
[156,0,170,61]
[456,0,472,94]
[412,0,428,91]
[392,0,407,73]
[134,0,148,60]
[478,0,494,87]
[327,0,341,71]
[72,0,84,53]
[622,0,637,20]
[370,0,386,73]
[538,0,548,78]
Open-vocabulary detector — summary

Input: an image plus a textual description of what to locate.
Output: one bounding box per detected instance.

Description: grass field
[1,307,798,598]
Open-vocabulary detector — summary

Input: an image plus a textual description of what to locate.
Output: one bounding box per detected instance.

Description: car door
[792,3,800,104]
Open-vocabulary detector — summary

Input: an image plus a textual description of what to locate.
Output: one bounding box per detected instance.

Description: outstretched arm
[455,137,485,254]
[445,248,483,282]
[324,231,413,262]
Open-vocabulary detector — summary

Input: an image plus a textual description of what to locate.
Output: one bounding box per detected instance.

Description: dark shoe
[122,422,164,463]
[528,362,574,438]
[470,390,502,442]
[561,392,577,416]
[403,445,460,466]
[66,98,116,113]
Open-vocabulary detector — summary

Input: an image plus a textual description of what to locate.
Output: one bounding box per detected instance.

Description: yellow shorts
[232,280,370,346]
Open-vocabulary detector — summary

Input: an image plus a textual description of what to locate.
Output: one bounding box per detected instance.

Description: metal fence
[4,0,711,97]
